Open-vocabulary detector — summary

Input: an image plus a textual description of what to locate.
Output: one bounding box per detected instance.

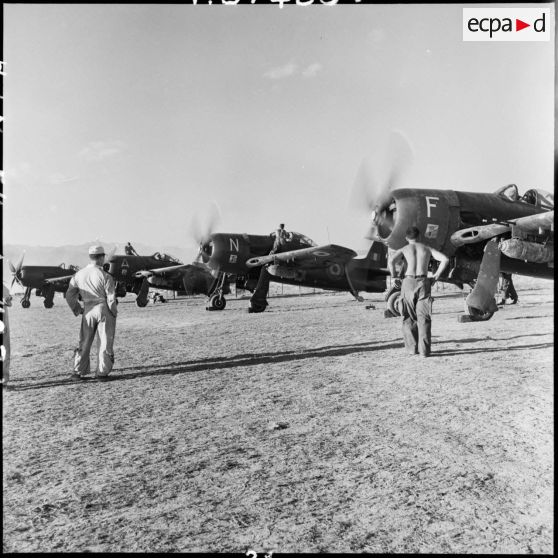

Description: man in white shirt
[65,245,118,380]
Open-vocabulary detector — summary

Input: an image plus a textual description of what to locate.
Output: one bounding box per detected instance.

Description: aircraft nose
[199,240,213,263]
[374,199,396,240]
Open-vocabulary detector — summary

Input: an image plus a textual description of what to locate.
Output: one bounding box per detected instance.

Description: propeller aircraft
[356,133,554,321]
[104,251,230,308]
[196,229,389,312]
[7,254,79,309]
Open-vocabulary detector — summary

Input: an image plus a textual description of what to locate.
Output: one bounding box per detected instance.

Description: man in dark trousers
[248,224,290,313]
[388,226,449,357]
[497,272,518,305]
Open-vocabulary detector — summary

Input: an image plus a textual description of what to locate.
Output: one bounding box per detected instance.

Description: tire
[44,300,54,309]
[386,290,402,317]
[385,280,402,301]
[248,300,268,313]
[210,295,226,311]
[467,305,494,322]
[136,297,148,308]
[22,299,31,309]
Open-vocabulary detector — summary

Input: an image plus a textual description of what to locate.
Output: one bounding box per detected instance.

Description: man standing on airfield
[388,226,449,357]
[65,245,117,380]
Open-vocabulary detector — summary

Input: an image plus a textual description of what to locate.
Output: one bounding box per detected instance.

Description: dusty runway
[2,278,553,552]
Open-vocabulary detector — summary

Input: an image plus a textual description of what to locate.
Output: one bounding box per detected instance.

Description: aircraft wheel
[136,297,148,308]
[248,301,268,313]
[44,300,54,309]
[22,300,31,309]
[385,281,401,302]
[210,294,226,311]
[467,305,494,321]
[386,290,402,317]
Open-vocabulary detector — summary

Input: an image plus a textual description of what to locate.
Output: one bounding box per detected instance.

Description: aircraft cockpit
[269,230,317,247]
[519,189,554,210]
[152,252,182,263]
[494,184,519,201]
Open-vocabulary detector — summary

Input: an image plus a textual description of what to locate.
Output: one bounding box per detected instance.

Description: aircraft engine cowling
[370,189,461,254]
[202,233,260,274]
[499,238,554,263]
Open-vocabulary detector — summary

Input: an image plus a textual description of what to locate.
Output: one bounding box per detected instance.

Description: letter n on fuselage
[229,238,239,252]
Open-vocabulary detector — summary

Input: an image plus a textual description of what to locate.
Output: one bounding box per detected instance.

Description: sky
[3,3,555,256]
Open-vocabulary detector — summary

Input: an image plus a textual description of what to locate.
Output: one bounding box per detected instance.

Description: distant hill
[2,241,195,285]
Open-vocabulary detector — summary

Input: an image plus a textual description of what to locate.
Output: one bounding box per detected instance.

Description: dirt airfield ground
[2,278,553,553]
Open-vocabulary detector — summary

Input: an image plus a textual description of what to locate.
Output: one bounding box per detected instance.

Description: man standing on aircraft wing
[388,226,449,358]
[271,223,289,254]
[65,245,118,380]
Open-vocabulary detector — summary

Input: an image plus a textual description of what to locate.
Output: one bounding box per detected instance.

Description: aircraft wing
[43,275,74,287]
[134,264,202,279]
[246,244,357,269]
[510,210,554,233]
[450,210,554,248]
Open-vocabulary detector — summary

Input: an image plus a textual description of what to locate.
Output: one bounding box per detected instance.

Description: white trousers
[74,304,116,376]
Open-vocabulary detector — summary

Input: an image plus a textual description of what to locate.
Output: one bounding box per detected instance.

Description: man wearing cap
[65,245,118,380]
[388,226,449,357]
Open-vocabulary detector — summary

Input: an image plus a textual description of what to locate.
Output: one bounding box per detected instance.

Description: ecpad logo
[463,8,551,41]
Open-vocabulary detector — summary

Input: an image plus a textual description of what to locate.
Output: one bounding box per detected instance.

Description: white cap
[88,245,105,256]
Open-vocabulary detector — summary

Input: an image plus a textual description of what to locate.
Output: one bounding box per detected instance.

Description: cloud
[49,173,79,185]
[79,140,127,162]
[263,63,298,80]
[302,63,322,78]
[263,62,323,81]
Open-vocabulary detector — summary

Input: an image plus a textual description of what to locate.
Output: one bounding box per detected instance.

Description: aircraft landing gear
[206,272,227,311]
[207,294,226,311]
[384,280,402,318]
[465,304,494,322]
[43,285,55,309]
[386,290,402,317]
[248,300,268,313]
[21,288,32,309]
[135,278,150,307]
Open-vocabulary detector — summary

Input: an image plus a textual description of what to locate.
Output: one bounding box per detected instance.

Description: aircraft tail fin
[364,241,388,269]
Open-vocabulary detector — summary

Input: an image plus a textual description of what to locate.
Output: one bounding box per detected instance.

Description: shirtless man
[388,226,449,357]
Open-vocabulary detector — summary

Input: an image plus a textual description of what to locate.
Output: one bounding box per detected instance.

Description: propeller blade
[189,202,222,245]
[8,259,16,274]
[106,246,117,261]
[352,129,414,214]
[15,252,25,273]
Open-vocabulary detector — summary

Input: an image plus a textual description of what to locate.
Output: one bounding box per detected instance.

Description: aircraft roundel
[313,251,330,257]
[327,263,343,279]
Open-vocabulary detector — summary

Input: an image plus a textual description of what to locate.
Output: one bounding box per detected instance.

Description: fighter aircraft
[350,130,554,321]
[7,254,79,308]
[195,229,389,312]
[364,183,554,320]
[104,251,230,308]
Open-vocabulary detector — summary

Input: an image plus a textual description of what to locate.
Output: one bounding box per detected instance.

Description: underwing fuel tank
[499,238,554,263]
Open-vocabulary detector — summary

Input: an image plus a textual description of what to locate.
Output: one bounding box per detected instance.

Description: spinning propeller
[190,202,221,263]
[351,130,414,240]
[8,252,26,288]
